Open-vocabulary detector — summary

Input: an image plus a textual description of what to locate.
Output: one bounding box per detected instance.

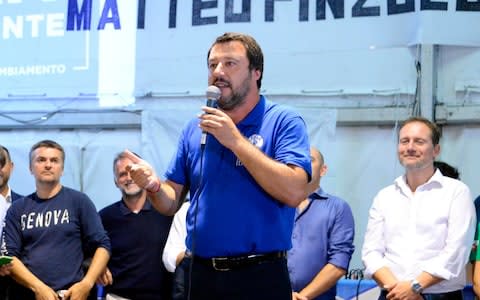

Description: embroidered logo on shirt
[236,134,264,166]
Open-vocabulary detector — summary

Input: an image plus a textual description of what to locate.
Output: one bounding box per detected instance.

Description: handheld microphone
[200,85,221,147]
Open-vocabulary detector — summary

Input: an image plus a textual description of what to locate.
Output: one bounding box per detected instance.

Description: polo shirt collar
[119,198,152,215]
[237,95,266,127]
[308,187,328,201]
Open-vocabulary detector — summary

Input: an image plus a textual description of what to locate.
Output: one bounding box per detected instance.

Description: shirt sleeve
[328,200,355,270]
[421,185,476,279]
[162,202,189,272]
[79,194,111,255]
[361,193,387,278]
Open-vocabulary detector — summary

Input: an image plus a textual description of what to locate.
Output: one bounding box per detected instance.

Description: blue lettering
[137,0,146,29]
[225,0,250,23]
[388,0,415,14]
[317,0,345,19]
[300,0,309,21]
[66,0,92,31]
[456,0,480,11]
[192,0,218,26]
[169,0,178,28]
[421,0,447,10]
[352,0,380,16]
[97,0,121,30]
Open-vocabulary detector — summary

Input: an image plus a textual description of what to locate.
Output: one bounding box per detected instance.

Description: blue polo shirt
[165,96,311,257]
[288,188,355,300]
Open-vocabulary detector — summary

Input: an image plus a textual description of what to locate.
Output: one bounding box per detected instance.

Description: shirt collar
[237,95,266,127]
[119,198,152,215]
[395,168,444,192]
[308,187,328,201]
[1,186,12,203]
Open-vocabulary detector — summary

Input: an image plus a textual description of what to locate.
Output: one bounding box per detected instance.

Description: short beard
[217,73,251,111]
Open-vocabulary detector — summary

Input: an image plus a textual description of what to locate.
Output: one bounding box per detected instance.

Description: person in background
[362,117,476,300]
[289,147,355,300]
[0,145,23,296]
[97,152,173,300]
[124,32,312,299]
[162,200,189,299]
[470,195,480,298]
[162,201,189,274]
[433,160,460,180]
[3,139,110,300]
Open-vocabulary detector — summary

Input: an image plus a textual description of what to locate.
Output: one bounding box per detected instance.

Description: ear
[253,69,261,81]
[433,144,440,158]
[320,165,328,177]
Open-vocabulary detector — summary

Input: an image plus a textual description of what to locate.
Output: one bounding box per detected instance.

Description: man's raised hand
[123,149,161,193]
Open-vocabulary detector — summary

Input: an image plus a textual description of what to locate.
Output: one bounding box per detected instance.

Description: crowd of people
[0,32,478,300]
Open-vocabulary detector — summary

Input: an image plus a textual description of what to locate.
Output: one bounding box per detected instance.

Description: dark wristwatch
[411,280,424,294]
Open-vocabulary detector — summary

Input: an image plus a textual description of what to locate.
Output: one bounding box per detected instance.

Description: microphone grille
[206,85,221,100]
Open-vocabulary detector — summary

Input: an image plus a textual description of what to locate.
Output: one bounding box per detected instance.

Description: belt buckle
[212,257,230,271]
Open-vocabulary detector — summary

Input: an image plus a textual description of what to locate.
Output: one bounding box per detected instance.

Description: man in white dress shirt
[362,116,476,300]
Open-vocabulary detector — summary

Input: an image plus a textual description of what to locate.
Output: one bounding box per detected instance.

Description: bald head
[307,147,327,194]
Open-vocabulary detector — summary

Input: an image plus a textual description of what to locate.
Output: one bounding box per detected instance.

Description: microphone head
[206,85,221,100]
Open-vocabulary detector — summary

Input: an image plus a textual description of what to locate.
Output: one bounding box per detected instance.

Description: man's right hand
[292,291,308,300]
[0,264,12,276]
[32,282,59,300]
[96,267,113,286]
[123,149,161,193]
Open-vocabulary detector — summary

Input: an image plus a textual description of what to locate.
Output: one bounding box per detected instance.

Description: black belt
[380,289,463,300]
[187,251,286,271]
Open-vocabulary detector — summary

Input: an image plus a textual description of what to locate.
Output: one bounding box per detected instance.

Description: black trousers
[173,256,292,300]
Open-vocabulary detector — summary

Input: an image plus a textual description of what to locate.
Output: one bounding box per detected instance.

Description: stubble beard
[217,73,252,111]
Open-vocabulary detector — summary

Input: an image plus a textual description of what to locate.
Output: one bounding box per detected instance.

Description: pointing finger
[123,149,142,164]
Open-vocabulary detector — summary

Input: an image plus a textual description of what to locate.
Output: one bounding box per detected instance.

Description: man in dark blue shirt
[97,152,173,300]
[3,139,111,300]
[288,148,355,300]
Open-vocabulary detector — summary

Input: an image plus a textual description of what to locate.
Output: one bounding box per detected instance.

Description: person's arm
[297,263,346,299]
[9,256,58,300]
[417,185,476,280]
[298,199,355,299]
[66,247,110,300]
[472,224,480,298]
[123,150,185,216]
[362,193,400,288]
[200,106,310,207]
[473,260,480,298]
[162,202,189,272]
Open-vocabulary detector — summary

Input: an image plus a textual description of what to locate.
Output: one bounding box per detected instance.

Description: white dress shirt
[162,201,189,273]
[0,187,12,238]
[362,169,476,293]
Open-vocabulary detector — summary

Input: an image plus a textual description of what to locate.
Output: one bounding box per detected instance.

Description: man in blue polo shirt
[124,32,311,300]
[288,148,355,300]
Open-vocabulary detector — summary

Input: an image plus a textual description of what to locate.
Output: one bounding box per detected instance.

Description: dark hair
[399,117,442,145]
[29,140,65,166]
[434,161,460,180]
[207,32,264,89]
[0,145,7,168]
